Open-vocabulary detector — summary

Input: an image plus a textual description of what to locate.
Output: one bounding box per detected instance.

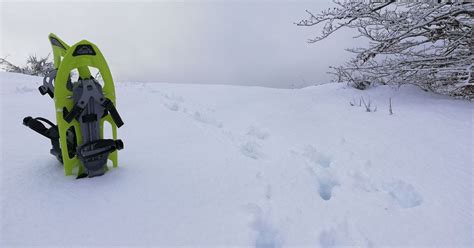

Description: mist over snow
[1,0,359,88]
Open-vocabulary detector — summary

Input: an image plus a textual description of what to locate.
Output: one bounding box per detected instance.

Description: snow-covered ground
[0,72,472,247]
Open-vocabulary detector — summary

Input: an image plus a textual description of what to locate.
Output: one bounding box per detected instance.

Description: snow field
[1,72,472,246]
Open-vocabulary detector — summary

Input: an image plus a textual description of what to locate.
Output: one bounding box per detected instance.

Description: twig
[361,96,371,112]
[389,97,393,115]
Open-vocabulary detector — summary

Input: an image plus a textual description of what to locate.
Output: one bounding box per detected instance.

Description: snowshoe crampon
[23,33,124,178]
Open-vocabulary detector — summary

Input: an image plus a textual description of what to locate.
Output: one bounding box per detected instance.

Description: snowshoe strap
[77,139,123,160]
[63,104,84,123]
[64,96,124,128]
[23,116,58,140]
[38,69,56,98]
[102,99,124,127]
[76,139,123,178]
[23,116,62,162]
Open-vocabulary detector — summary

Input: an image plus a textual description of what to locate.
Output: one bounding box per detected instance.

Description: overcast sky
[1,0,360,88]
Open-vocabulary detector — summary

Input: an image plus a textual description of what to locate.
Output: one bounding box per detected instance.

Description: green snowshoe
[23,33,124,178]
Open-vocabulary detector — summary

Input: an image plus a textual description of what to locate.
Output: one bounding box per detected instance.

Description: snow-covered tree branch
[0,54,54,77]
[297,0,473,98]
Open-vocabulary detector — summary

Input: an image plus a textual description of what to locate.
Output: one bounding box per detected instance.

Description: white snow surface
[0,72,472,247]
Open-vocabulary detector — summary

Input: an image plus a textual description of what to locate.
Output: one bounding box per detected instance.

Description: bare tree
[297,0,473,99]
[1,54,54,76]
[0,57,25,74]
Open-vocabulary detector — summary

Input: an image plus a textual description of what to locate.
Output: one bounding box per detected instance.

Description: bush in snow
[0,54,54,77]
[350,96,377,112]
[297,1,473,99]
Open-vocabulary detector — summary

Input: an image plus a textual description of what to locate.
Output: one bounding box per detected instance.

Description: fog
[1,0,360,88]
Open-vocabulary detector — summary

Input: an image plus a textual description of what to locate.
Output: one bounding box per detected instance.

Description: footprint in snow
[240,141,263,160]
[245,204,283,248]
[308,168,339,201]
[161,92,185,102]
[319,220,352,248]
[265,184,272,200]
[163,101,181,112]
[246,125,270,140]
[192,111,223,128]
[346,161,421,209]
[383,180,422,208]
[158,92,223,129]
[317,174,339,201]
[160,91,185,112]
[319,220,373,248]
[319,229,338,248]
[295,145,338,201]
[301,145,333,168]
